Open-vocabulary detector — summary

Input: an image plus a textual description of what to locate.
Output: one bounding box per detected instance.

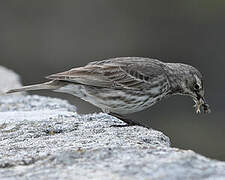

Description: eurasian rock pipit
[7,57,210,126]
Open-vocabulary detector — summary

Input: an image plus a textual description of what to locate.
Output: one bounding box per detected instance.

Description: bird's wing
[46,57,168,90]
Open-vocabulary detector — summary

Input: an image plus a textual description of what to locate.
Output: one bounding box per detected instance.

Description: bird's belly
[55,84,168,115]
[99,95,161,115]
[85,87,166,115]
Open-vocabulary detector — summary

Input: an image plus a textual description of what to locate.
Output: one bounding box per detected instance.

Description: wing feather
[46,57,168,90]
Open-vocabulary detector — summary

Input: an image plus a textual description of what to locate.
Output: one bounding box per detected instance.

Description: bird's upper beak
[194,90,211,114]
[196,89,204,101]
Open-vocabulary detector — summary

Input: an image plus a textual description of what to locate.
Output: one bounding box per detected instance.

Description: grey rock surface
[0,66,23,94]
[0,95,225,180]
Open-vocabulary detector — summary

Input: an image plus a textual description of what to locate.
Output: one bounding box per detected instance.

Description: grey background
[0,1,224,160]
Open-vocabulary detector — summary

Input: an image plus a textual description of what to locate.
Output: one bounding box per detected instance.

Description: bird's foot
[108,112,146,128]
[110,124,136,128]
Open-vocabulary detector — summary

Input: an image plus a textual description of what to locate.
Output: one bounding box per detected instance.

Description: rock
[0,95,225,180]
[0,66,23,94]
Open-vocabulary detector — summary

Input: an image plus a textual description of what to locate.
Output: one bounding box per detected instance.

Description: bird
[6,57,210,126]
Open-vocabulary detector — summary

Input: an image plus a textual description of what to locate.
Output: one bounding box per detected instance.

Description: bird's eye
[194,84,200,90]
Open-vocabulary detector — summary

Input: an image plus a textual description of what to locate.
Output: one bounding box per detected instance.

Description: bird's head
[166,63,211,114]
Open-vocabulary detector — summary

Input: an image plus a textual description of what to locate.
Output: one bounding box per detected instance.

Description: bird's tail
[6,81,60,94]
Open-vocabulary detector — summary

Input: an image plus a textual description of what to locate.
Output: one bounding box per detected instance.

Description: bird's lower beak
[194,91,211,114]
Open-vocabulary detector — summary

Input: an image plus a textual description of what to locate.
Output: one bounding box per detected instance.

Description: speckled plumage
[7,57,210,125]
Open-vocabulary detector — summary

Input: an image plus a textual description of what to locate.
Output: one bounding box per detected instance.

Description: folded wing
[46,57,168,90]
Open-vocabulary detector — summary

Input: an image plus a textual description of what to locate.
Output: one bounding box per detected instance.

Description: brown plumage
[6,57,210,126]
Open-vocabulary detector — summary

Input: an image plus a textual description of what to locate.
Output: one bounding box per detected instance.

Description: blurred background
[0,0,224,160]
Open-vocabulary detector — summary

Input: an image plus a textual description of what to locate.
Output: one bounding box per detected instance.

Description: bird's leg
[108,112,143,127]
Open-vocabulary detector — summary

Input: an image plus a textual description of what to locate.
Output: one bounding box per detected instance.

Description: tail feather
[6,81,59,94]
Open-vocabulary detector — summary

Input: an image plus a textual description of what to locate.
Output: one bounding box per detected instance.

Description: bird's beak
[194,90,211,114]
[196,89,204,101]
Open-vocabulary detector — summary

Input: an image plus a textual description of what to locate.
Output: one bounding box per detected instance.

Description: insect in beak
[193,93,211,114]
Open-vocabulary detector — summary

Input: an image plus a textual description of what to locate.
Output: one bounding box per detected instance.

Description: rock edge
[0,95,225,180]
